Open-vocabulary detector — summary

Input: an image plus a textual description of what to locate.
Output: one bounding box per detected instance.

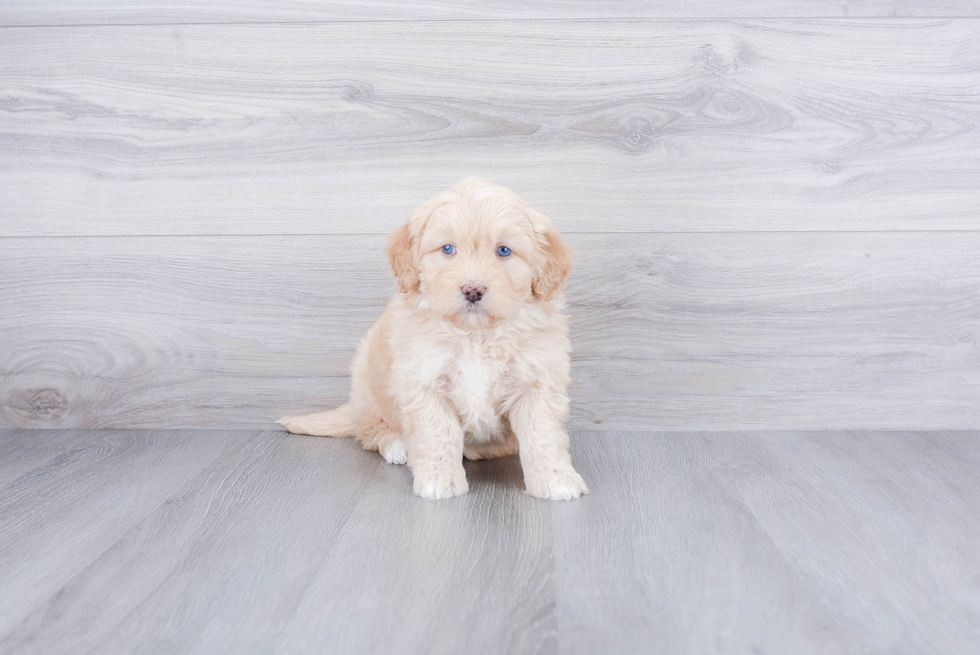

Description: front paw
[413,464,469,499]
[380,438,408,465]
[524,468,588,500]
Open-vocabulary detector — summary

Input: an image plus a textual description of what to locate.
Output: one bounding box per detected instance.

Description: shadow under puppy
[280,177,587,500]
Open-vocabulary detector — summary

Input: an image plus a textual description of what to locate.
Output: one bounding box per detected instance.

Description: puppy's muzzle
[461,283,486,304]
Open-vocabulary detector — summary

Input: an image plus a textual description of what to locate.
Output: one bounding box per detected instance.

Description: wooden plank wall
[1,3,978,430]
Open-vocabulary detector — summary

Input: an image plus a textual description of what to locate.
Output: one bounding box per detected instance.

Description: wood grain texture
[1,20,978,236]
[1,232,977,431]
[275,444,555,654]
[0,429,249,637]
[0,430,378,654]
[554,430,980,654]
[553,432,857,653]
[0,428,977,653]
[0,428,103,486]
[2,1,979,25]
[704,430,980,653]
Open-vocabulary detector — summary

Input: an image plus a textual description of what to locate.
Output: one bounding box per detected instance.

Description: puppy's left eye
[441,244,456,255]
[496,246,512,257]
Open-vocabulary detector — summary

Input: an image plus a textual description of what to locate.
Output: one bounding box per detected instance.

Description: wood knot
[22,388,68,418]
[625,116,656,151]
[342,82,373,103]
[697,38,741,78]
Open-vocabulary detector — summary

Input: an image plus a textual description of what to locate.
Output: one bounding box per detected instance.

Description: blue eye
[441,244,455,255]
[497,246,512,257]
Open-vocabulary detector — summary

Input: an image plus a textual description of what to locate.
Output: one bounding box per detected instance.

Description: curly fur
[279,177,587,500]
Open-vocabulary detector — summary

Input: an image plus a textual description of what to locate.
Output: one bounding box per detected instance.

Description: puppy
[279,177,587,500]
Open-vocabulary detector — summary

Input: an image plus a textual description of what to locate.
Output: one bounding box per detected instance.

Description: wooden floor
[1,429,977,654]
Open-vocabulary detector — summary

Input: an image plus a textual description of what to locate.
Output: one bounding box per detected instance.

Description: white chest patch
[450,349,506,442]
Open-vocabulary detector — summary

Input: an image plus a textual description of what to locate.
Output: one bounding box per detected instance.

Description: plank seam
[2,17,979,29]
[3,229,980,240]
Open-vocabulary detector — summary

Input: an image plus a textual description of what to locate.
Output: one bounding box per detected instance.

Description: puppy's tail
[278,404,355,438]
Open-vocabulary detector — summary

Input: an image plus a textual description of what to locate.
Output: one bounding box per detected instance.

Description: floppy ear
[528,208,573,301]
[385,219,418,293]
[385,194,450,294]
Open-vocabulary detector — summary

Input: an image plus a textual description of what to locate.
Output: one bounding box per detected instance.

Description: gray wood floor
[1,428,977,654]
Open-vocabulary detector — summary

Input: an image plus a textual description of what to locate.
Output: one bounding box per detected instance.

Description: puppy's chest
[447,346,513,441]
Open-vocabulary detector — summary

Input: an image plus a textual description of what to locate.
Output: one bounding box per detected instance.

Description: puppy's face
[386,178,572,328]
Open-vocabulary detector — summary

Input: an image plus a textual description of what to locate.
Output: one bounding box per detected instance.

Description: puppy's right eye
[441,244,456,255]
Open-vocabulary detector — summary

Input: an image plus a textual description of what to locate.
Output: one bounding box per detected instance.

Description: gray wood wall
[2,3,978,431]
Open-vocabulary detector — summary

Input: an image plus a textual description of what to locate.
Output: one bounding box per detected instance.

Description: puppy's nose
[461,283,486,303]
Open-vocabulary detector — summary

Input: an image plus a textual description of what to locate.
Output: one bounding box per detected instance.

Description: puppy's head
[386,177,572,327]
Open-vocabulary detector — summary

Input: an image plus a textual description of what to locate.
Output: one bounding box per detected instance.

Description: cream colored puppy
[279,177,587,500]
